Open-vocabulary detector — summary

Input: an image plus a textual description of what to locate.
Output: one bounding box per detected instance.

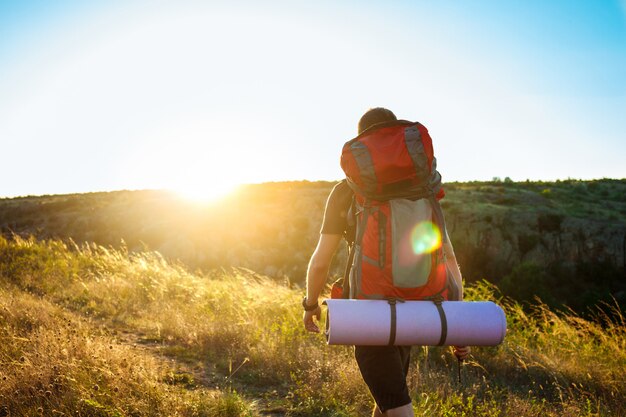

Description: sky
[1,0,625,198]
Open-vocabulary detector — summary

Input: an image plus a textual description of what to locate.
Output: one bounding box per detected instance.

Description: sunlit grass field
[2,179,625,316]
[1,236,624,416]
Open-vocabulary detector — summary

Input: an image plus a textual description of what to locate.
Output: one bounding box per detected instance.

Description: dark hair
[357,107,397,134]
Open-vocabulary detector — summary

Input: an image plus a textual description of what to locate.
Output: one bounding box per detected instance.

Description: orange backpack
[339,120,455,301]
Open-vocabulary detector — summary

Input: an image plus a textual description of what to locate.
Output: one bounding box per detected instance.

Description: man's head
[357,107,397,135]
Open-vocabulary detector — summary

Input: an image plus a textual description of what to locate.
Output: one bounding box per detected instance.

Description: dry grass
[2,180,625,316]
[1,236,624,416]
[0,287,254,416]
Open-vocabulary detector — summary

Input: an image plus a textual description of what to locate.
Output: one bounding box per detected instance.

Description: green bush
[499,262,557,305]
[536,213,564,232]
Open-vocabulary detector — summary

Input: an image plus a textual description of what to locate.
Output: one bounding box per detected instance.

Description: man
[302,108,470,417]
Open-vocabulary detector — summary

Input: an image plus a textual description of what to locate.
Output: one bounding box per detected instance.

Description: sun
[121,119,267,205]
[172,180,239,204]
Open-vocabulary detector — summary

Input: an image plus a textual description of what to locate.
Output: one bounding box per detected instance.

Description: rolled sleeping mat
[323,299,506,346]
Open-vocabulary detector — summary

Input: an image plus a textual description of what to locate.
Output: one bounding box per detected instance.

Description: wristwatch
[302,296,319,312]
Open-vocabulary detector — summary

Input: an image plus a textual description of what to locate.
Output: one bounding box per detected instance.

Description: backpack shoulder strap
[341,195,356,298]
[344,194,356,245]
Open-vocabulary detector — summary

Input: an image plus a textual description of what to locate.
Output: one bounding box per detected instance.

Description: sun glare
[173,181,239,204]
[411,221,442,255]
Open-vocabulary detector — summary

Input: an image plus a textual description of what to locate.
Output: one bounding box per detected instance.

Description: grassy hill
[1,179,625,314]
[1,236,624,416]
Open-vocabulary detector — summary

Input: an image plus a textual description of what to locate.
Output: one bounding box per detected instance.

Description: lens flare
[410,221,442,255]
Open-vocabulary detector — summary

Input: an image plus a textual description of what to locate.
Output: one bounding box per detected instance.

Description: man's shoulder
[321,179,354,236]
[330,179,352,197]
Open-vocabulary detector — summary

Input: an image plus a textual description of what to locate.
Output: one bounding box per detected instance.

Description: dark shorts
[354,345,412,412]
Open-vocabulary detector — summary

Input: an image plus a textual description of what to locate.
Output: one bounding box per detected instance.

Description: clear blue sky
[1,0,625,198]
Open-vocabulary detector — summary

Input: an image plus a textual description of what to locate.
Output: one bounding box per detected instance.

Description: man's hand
[453,346,471,361]
[303,306,322,333]
[303,234,341,334]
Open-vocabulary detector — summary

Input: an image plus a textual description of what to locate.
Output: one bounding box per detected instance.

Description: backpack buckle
[385,297,405,305]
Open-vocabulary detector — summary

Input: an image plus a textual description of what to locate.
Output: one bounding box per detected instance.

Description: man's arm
[303,233,342,333]
[443,230,463,301]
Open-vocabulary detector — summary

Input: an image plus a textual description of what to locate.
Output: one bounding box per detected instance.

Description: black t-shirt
[320,180,354,240]
[320,178,445,243]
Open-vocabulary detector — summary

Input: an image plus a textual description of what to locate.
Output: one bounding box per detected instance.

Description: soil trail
[114,328,289,416]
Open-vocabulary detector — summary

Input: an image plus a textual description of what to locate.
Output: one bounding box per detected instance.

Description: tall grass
[0,287,254,416]
[1,236,624,416]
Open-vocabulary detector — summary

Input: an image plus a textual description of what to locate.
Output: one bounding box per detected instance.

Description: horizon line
[2,176,625,200]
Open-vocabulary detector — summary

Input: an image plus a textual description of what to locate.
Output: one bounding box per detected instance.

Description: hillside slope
[1,236,625,416]
[1,179,625,313]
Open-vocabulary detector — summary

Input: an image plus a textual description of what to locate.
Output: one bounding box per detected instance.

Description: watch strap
[302,297,319,311]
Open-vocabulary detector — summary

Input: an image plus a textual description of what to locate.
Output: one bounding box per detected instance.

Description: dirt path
[113,328,290,416]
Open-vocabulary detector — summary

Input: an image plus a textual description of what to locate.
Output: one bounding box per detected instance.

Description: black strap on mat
[387,298,405,345]
[433,297,448,346]
[388,299,398,345]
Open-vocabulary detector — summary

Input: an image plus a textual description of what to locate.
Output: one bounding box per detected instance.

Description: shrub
[537,212,564,232]
[499,262,557,306]
[517,234,539,255]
